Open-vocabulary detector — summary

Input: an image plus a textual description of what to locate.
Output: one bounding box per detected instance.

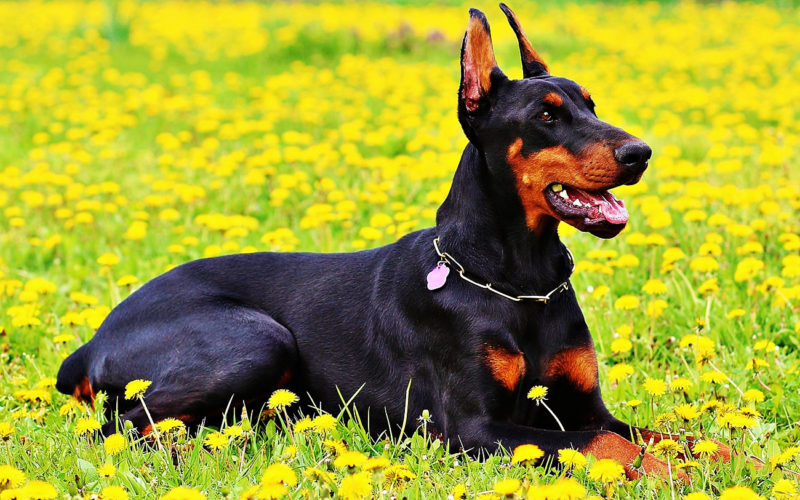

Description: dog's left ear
[499,3,549,78]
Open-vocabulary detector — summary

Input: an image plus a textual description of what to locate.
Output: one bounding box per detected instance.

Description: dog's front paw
[583,431,688,483]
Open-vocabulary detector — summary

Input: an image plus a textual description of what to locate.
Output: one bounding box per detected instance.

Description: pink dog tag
[426,263,450,290]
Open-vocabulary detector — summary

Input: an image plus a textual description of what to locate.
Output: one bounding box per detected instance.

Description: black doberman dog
[57,5,729,479]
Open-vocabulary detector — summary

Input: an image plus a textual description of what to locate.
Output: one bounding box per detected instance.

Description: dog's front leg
[458,418,688,481]
[604,417,734,464]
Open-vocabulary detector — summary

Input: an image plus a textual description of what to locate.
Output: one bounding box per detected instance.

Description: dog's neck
[435,143,573,295]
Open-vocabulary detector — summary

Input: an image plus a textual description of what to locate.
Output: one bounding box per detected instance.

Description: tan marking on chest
[544,345,598,392]
[485,346,526,391]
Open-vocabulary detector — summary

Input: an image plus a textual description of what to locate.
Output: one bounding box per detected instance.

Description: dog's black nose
[614,141,652,172]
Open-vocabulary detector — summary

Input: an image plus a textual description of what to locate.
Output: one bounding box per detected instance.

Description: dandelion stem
[541,401,565,432]
[138,395,164,453]
[667,456,675,500]
[707,360,744,396]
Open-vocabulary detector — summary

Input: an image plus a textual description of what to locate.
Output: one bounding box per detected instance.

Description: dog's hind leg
[99,307,298,436]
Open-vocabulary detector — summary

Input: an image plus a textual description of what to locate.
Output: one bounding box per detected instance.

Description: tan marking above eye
[580,86,592,101]
[543,92,563,107]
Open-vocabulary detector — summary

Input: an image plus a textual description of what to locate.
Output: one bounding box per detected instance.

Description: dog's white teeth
[559,190,569,200]
[573,199,582,207]
[598,205,603,214]
[551,184,563,193]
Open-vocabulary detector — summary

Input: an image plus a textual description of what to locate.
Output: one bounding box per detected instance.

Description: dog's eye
[538,111,554,122]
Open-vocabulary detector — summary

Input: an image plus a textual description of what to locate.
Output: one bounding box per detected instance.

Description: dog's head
[458,4,650,239]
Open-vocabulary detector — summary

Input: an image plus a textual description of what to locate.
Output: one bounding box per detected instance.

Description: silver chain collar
[431,237,574,304]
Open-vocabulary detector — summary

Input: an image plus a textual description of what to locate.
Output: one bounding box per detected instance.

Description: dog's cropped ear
[459,8,505,115]
[499,3,549,78]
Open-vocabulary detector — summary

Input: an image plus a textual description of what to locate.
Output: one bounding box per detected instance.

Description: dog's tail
[56,345,95,404]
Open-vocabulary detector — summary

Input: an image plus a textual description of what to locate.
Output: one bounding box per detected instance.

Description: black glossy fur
[57,5,697,473]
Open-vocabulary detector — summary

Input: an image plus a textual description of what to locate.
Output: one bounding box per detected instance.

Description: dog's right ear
[459,9,505,115]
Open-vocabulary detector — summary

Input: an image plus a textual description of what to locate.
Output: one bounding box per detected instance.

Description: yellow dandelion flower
[625,399,642,408]
[293,417,314,433]
[588,458,625,484]
[610,337,633,354]
[75,417,102,436]
[261,463,297,487]
[653,439,681,458]
[742,389,765,403]
[669,377,693,392]
[718,486,762,500]
[0,465,26,489]
[0,422,14,441]
[100,485,129,500]
[124,379,152,399]
[558,449,587,470]
[692,440,718,458]
[223,425,243,438]
[642,279,667,295]
[241,482,286,499]
[363,457,390,471]
[97,253,120,266]
[322,439,346,455]
[312,414,337,433]
[493,478,521,497]
[104,433,127,455]
[116,275,139,287]
[701,370,727,384]
[674,404,701,421]
[614,295,640,310]
[334,450,368,469]
[383,464,416,488]
[527,385,548,402]
[203,432,228,451]
[98,462,116,478]
[608,363,634,384]
[511,444,544,464]
[684,493,711,500]
[451,484,467,499]
[689,256,719,273]
[772,479,797,500]
[338,471,372,500]
[528,477,586,500]
[726,308,746,319]
[20,480,58,500]
[159,486,207,500]
[156,418,186,435]
[267,389,298,410]
[643,378,667,397]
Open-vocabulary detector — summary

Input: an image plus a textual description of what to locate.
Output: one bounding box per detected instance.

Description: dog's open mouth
[544,183,629,238]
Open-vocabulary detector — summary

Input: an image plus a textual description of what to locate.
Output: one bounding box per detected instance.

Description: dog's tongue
[582,190,629,225]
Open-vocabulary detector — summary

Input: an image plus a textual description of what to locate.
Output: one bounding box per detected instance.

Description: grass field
[1,0,799,498]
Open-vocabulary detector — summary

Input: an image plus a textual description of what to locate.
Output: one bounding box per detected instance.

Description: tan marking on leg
[484,346,526,391]
[544,345,598,392]
[72,376,95,408]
